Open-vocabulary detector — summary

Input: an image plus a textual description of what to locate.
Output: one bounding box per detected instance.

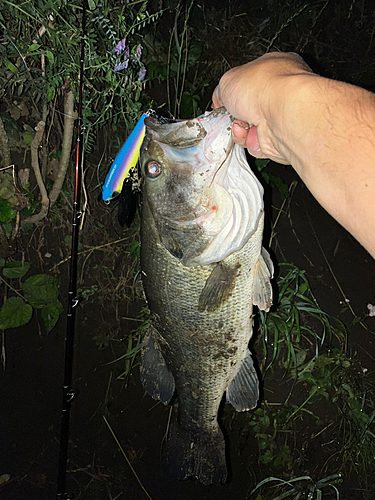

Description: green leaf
[46,50,54,64]
[41,300,63,333]
[47,86,56,102]
[0,198,16,222]
[5,60,18,74]
[88,0,96,9]
[0,297,32,330]
[187,40,202,68]
[3,261,31,279]
[268,174,289,199]
[28,43,40,52]
[22,274,59,307]
[129,240,140,259]
[255,158,270,172]
[298,282,309,295]
[2,222,12,239]
[22,130,34,147]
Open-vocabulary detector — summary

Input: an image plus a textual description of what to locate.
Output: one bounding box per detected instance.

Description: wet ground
[1,161,374,500]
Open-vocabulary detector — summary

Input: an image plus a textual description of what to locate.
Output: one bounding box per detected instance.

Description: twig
[50,89,77,206]
[0,275,26,300]
[10,212,20,245]
[22,121,49,225]
[79,247,94,283]
[161,406,173,450]
[266,3,309,52]
[104,371,113,408]
[49,237,131,271]
[311,421,334,440]
[103,416,153,500]
[270,180,298,247]
[106,488,122,500]
[121,317,144,322]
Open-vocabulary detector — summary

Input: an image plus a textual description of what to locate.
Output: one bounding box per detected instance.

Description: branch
[22,121,49,225]
[49,90,77,206]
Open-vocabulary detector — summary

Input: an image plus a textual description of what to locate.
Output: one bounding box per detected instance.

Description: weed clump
[248,264,375,499]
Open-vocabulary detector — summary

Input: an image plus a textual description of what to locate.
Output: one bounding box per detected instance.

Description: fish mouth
[145,107,231,138]
[145,111,181,128]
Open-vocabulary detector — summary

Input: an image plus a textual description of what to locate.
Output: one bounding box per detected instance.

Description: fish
[139,107,274,485]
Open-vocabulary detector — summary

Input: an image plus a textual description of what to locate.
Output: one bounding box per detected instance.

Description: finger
[245,126,261,155]
[233,124,268,160]
[231,121,249,148]
[212,85,223,109]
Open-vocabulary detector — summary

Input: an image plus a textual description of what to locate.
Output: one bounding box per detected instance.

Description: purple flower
[134,44,142,61]
[114,38,127,56]
[138,65,147,82]
[114,60,129,72]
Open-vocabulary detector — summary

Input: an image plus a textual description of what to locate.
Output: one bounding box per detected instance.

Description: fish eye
[145,160,162,179]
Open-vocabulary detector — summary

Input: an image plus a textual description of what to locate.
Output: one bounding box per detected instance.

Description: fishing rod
[56,1,87,498]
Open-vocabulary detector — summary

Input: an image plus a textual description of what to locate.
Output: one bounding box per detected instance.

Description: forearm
[270,74,375,257]
[214,53,375,257]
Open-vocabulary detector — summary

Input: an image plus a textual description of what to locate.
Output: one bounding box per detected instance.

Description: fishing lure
[102,112,148,201]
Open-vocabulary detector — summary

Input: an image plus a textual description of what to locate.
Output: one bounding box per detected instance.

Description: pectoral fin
[253,247,274,312]
[140,327,175,404]
[226,349,259,411]
[198,263,239,312]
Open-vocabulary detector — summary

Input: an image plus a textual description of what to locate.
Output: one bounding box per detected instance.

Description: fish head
[140,108,264,266]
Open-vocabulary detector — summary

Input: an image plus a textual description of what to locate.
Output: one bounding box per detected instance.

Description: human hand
[212,52,313,164]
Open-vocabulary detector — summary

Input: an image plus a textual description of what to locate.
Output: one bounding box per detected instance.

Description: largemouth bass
[139,108,273,485]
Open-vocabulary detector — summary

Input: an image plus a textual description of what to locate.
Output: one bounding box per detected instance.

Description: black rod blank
[56,2,87,498]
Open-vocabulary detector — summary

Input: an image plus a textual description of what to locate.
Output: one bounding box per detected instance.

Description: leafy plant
[259,264,346,376]
[246,263,375,495]
[248,405,293,469]
[142,0,207,118]
[0,260,62,333]
[255,159,289,200]
[329,360,375,480]
[107,307,150,380]
[0,0,163,228]
[249,473,342,500]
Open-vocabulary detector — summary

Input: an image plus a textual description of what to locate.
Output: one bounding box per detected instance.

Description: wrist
[263,72,325,169]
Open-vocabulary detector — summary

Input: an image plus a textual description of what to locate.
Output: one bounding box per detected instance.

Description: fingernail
[234,120,250,130]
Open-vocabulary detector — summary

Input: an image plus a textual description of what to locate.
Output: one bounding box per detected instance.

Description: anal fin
[226,349,259,411]
[140,327,175,404]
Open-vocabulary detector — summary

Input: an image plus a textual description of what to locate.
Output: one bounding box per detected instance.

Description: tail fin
[165,415,227,485]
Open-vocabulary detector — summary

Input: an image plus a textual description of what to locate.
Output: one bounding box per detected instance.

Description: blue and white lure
[102,112,148,202]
